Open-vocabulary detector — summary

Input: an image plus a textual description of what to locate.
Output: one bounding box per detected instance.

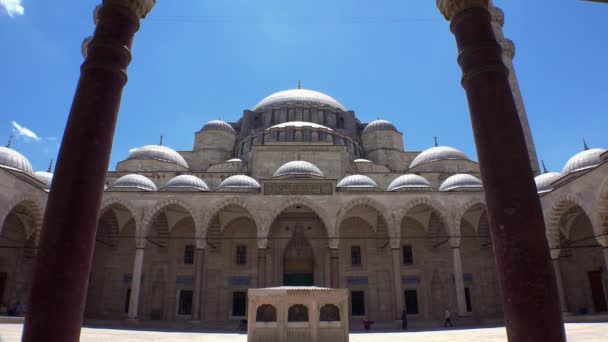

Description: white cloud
[1,0,24,18]
[12,120,41,142]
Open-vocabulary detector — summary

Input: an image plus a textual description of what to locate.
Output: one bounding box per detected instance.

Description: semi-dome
[218,175,261,190]
[562,148,606,174]
[362,119,398,135]
[201,120,236,134]
[127,145,189,168]
[253,89,346,112]
[535,172,562,194]
[388,174,432,191]
[34,171,53,189]
[267,121,333,131]
[354,159,372,163]
[0,146,34,176]
[162,175,210,191]
[410,146,468,169]
[337,174,379,189]
[439,174,482,192]
[111,174,157,191]
[273,161,324,178]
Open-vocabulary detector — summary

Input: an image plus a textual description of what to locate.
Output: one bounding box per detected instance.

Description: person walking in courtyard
[401,310,408,330]
[444,308,453,328]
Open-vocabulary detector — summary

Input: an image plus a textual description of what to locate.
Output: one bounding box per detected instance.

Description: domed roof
[34,171,53,189]
[127,145,189,168]
[410,146,469,169]
[354,159,372,163]
[253,89,346,112]
[439,174,482,192]
[201,120,236,134]
[218,175,261,190]
[388,174,432,191]
[0,146,34,176]
[273,161,324,178]
[267,121,333,131]
[162,175,210,191]
[111,174,157,191]
[535,172,562,194]
[362,119,398,135]
[337,174,379,189]
[562,148,606,174]
[226,158,242,163]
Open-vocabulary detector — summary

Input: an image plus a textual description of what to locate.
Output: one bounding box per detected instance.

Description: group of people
[0,301,27,317]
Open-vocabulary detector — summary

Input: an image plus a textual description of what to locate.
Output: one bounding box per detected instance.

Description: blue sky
[1,0,606,173]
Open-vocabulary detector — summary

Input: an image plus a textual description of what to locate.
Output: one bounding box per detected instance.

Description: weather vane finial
[583,138,589,151]
[434,136,438,147]
[297,80,302,89]
[7,134,13,148]
[160,135,163,146]
[541,160,548,174]
[48,159,54,173]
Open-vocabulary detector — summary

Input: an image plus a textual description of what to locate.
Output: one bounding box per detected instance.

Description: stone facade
[1,87,607,327]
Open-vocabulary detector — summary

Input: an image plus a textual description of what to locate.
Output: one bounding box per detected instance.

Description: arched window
[255,304,277,322]
[288,304,308,322]
[320,304,340,321]
[337,117,345,129]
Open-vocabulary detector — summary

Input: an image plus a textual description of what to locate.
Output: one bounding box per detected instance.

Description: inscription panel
[264,183,333,195]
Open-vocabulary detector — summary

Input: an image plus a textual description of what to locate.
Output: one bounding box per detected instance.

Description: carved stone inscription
[264,183,333,195]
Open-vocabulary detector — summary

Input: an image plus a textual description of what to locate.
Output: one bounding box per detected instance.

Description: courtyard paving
[1,323,607,341]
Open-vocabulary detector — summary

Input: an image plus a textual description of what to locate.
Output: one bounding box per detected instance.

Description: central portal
[283,225,314,286]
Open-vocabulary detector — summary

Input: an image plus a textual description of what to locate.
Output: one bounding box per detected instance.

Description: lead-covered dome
[273,161,324,178]
[354,159,372,163]
[162,175,210,191]
[253,89,346,112]
[127,145,189,168]
[362,119,397,135]
[201,120,236,134]
[111,174,157,191]
[267,121,333,131]
[218,175,261,190]
[0,146,34,176]
[410,146,468,169]
[562,148,606,174]
[535,172,562,194]
[34,171,53,189]
[388,174,432,191]
[337,174,379,189]
[439,174,482,192]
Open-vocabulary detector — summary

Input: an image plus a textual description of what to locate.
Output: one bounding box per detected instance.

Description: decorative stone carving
[264,182,333,195]
[436,0,489,21]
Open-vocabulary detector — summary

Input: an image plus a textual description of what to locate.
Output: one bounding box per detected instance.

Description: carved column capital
[436,0,489,21]
[549,248,561,260]
[501,38,516,60]
[104,0,155,19]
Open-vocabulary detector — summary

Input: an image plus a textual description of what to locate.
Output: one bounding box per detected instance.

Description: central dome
[252,89,346,112]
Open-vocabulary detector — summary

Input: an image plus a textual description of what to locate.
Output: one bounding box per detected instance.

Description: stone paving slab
[1,323,607,341]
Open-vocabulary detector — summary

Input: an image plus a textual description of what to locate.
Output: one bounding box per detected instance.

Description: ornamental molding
[436,0,489,21]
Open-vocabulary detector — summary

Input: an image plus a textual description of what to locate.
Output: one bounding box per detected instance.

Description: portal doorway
[283,225,314,286]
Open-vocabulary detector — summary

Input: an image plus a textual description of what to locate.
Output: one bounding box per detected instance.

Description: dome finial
[47,159,54,172]
[583,138,589,151]
[434,136,438,147]
[7,134,13,148]
[297,80,302,89]
[541,160,548,174]
[159,135,163,146]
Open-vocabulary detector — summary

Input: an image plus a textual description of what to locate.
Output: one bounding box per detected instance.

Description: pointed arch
[1,193,45,239]
[201,197,260,238]
[454,198,487,235]
[594,177,608,246]
[546,195,596,248]
[335,197,394,238]
[99,196,140,234]
[396,198,452,236]
[264,197,335,239]
[142,198,202,237]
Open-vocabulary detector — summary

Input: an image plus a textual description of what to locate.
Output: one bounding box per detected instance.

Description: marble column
[192,247,205,321]
[128,247,145,319]
[330,248,339,288]
[551,256,568,313]
[391,248,404,318]
[452,247,467,316]
[437,1,565,340]
[603,248,608,274]
[257,248,267,288]
[22,2,155,341]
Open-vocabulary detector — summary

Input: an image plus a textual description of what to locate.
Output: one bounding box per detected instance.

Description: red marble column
[330,248,339,288]
[22,2,154,342]
[437,2,565,340]
[257,248,267,288]
[192,248,205,321]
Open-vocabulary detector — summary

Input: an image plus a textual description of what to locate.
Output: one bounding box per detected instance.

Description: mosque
[1,4,607,328]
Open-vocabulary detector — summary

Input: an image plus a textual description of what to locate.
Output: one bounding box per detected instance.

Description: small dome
[410,146,468,169]
[162,175,210,191]
[0,146,34,176]
[111,174,157,191]
[273,161,324,178]
[253,89,346,111]
[127,145,188,168]
[226,158,242,163]
[267,121,333,131]
[201,120,236,134]
[535,172,562,194]
[218,175,260,190]
[34,171,53,189]
[362,120,398,135]
[337,174,379,189]
[562,148,606,174]
[388,174,432,191]
[354,159,372,163]
[439,174,482,192]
